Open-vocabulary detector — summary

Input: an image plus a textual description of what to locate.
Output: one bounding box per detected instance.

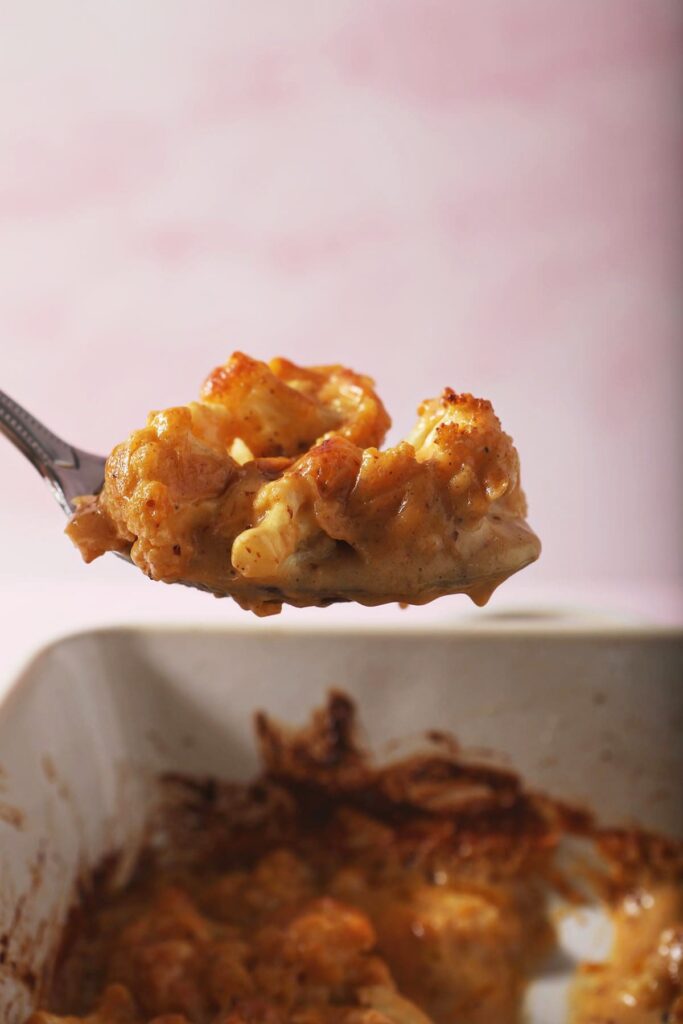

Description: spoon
[0,389,106,515]
[0,389,301,600]
[0,389,539,609]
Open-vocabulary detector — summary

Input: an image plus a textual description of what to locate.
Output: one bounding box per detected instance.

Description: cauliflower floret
[67,354,539,614]
[198,352,390,456]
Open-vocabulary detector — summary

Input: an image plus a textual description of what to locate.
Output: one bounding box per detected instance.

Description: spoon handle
[0,389,76,470]
[0,390,105,513]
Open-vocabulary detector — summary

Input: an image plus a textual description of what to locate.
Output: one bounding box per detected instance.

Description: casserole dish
[0,625,681,1021]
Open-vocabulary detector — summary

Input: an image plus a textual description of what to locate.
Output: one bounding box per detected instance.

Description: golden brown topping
[66,353,540,614]
[200,353,390,455]
[29,694,683,1024]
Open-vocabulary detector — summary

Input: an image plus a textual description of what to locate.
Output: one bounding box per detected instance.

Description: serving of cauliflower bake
[29,694,682,1024]
[66,353,540,615]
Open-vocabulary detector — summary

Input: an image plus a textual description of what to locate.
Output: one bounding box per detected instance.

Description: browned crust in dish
[65,354,541,615]
[28,694,682,1024]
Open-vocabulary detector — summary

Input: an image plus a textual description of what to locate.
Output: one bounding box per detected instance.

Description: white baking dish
[0,625,681,1022]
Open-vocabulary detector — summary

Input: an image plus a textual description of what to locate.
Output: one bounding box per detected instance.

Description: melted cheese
[66,353,540,615]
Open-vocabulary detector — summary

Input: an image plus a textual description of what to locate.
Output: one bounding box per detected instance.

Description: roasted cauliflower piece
[66,353,540,615]
[32,854,436,1024]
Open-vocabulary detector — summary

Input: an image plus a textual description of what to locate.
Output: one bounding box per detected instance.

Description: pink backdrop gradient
[1,1,682,602]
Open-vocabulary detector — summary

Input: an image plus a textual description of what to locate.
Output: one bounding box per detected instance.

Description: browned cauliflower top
[66,353,540,615]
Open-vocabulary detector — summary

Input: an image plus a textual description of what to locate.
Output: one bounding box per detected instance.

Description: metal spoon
[0,389,106,515]
[0,390,208,592]
[0,389,538,607]
[0,389,286,599]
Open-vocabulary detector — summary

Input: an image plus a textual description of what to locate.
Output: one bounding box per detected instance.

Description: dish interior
[0,627,681,1021]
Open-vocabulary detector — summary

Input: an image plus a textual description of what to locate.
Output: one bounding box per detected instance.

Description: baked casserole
[29,695,682,1024]
[66,353,540,615]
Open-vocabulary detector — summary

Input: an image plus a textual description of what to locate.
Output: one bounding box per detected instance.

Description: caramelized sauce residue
[27,694,682,1024]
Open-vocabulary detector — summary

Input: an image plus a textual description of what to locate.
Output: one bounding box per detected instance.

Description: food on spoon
[66,353,540,615]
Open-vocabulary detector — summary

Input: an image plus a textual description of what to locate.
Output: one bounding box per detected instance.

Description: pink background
[1,1,682,624]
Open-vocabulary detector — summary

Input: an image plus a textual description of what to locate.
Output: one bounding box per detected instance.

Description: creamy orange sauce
[32,851,552,1024]
[572,883,683,1023]
[66,353,540,615]
[27,695,682,1024]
